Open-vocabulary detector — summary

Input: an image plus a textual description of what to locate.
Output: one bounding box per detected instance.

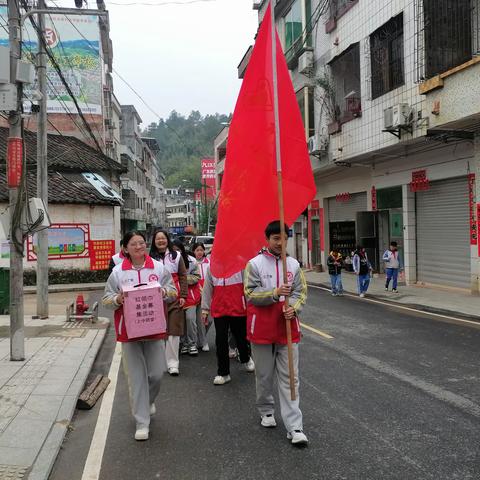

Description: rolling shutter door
[416,177,470,289]
[328,192,367,222]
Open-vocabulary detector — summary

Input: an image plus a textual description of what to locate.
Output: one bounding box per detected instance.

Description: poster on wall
[90,240,115,270]
[27,224,90,261]
[0,7,102,115]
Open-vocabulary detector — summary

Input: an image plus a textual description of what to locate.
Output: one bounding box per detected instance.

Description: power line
[106,0,217,6]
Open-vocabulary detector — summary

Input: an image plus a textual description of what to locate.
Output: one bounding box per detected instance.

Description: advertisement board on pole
[0,7,102,115]
[201,158,216,200]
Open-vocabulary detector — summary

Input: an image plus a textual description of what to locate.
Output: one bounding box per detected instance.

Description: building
[0,126,124,272]
[165,187,196,234]
[119,106,166,235]
[242,0,480,292]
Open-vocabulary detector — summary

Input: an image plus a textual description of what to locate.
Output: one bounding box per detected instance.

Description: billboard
[0,7,102,115]
[201,158,216,201]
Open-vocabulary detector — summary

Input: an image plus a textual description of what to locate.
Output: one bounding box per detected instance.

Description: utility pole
[36,0,48,318]
[8,0,25,361]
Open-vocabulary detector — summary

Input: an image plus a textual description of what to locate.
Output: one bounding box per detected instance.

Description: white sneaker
[213,375,231,385]
[287,430,308,445]
[244,357,255,372]
[260,414,277,428]
[168,367,179,376]
[359,293,365,298]
[150,403,156,416]
[202,344,210,352]
[134,427,149,441]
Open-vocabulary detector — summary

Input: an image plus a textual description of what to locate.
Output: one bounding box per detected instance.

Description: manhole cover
[0,464,30,479]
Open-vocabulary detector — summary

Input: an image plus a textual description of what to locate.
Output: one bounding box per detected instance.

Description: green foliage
[145,110,231,188]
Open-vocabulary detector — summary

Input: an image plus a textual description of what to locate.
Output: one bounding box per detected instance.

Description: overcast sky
[106,0,259,126]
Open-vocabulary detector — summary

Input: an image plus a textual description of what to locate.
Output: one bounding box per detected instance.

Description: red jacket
[201,270,246,318]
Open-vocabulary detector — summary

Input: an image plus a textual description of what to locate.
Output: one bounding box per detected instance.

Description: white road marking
[81,341,123,480]
[307,284,480,329]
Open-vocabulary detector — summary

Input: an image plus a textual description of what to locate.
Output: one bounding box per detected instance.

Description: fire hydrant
[75,295,89,315]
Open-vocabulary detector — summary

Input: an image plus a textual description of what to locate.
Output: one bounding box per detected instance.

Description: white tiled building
[248,0,480,292]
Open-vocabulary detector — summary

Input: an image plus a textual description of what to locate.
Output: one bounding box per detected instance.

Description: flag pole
[270,0,296,401]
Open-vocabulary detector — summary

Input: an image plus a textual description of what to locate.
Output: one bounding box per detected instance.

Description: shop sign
[410,170,429,192]
[90,240,115,270]
[336,192,351,202]
[7,137,23,188]
[478,204,480,256]
[371,186,377,211]
[468,174,477,245]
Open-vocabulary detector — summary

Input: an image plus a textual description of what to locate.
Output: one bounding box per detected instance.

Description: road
[50,287,480,480]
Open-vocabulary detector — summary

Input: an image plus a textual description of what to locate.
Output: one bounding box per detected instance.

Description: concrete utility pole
[8,0,25,361]
[36,0,48,318]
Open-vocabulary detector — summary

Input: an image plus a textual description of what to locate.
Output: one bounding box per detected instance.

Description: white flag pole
[270,0,296,401]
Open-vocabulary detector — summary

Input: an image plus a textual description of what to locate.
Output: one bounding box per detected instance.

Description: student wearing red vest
[103,231,176,441]
[201,268,255,385]
[244,221,308,446]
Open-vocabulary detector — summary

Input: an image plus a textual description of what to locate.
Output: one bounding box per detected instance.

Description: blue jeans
[385,268,399,290]
[357,274,370,294]
[330,274,343,294]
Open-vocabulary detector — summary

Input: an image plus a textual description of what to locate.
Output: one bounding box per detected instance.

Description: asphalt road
[50,288,480,480]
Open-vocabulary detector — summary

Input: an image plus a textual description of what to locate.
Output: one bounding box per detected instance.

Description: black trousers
[214,316,250,376]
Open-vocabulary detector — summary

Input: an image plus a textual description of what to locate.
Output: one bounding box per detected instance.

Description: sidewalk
[0,291,108,480]
[304,270,480,320]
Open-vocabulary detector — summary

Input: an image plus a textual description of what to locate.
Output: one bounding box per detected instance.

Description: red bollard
[75,295,89,315]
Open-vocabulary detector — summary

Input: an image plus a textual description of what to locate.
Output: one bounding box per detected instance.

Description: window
[423,0,476,78]
[283,0,312,63]
[329,43,361,121]
[296,87,315,138]
[370,13,404,99]
[328,0,357,18]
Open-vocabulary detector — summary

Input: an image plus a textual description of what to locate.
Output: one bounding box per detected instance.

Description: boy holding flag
[244,221,308,446]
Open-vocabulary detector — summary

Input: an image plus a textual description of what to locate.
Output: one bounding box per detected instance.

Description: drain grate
[0,464,30,479]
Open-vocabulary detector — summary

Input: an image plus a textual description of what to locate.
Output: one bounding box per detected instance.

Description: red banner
[90,240,115,270]
[319,208,324,251]
[201,158,216,201]
[468,174,476,245]
[336,192,351,202]
[371,186,377,211]
[7,137,23,188]
[478,204,480,256]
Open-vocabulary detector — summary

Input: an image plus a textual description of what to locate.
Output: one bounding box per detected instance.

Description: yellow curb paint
[301,322,334,339]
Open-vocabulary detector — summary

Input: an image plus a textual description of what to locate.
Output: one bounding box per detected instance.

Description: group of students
[102,221,309,446]
[327,241,403,297]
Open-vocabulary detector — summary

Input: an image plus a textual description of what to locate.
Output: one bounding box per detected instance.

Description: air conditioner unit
[298,50,314,75]
[384,103,411,129]
[308,134,329,154]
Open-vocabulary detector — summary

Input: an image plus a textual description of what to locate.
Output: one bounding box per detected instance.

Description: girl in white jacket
[103,231,176,441]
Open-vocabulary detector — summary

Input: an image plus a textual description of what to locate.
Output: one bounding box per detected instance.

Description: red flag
[210,3,316,278]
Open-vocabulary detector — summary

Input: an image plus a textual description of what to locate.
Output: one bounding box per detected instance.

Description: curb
[27,319,110,480]
[24,283,105,294]
[307,280,480,324]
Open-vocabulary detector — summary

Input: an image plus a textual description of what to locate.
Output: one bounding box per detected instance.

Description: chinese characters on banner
[90,240,115,270]
[468,174,477,245]
[371,186,377,211]
[7,137,23,188]
[123,284,167,339]
[201,158,216,200]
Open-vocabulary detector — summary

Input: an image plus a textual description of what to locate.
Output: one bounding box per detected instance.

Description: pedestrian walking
[353,245,372,298]
[108,241,125,274]
[193,242,212,351]
[244,220,308,446]
[102,231,177,441]
[201,267,255,385]
[383,241,403,293]
[150,229,188,376]
[172,239,201,356]
[327,248,344,296]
